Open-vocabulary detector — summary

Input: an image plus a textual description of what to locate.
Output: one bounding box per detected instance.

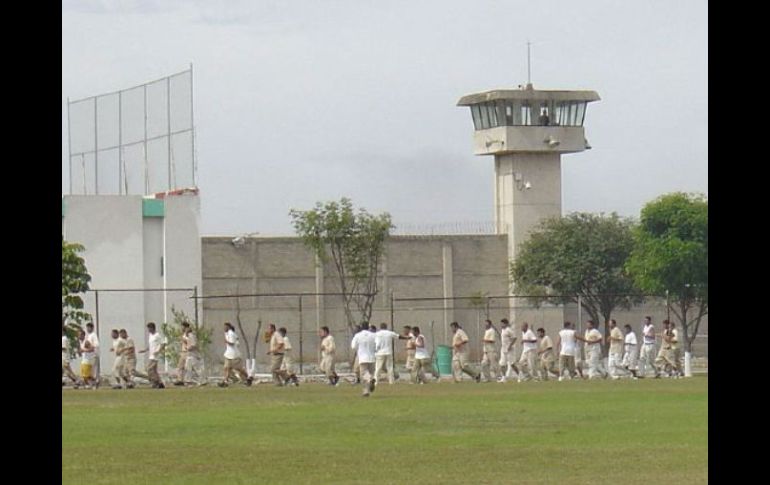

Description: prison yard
[62,376,707,485]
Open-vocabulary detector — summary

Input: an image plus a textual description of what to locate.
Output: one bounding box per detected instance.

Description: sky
[62,0,708,236]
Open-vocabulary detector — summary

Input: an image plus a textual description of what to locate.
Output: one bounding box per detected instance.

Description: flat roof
[457,88,600,106]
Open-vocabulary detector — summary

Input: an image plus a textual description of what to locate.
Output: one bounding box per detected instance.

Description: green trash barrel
[434,345,453,376]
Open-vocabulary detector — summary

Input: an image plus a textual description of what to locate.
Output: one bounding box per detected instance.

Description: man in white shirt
[138,322,166,389]
[576,320,607,379]
[637,316,660,378]
[219,322,253,387]
[62,327,80,387]
[78,329,96,389]
[556,321,577,381]
[450,322,481,383]
[480,320,499,382]
[278,327,300,386]
[536,328,557,380]
[85,323,101,388]
[183,323,205,387]
[351,324,378,396]
[518,322,538,382]
[411,326,431,384]
[622,324,639,379]
[607,319,627,379]
[497,319,518,382]
[319,326,339,386]
[374,323,402,385]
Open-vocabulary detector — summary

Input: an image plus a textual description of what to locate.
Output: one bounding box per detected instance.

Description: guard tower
[457,83,600,274]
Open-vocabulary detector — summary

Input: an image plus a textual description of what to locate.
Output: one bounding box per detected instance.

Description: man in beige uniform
[319,326,339,386]
[109,329,126,389]
[403,326,416,372]
[480,319,499,382]
[119,329,147,388]
[267,324,291,386]
[497,319,517,382]
[655,320,677,377]
[62,327,80,387]
[536,328,557,380]
[669,321,683,377]
[173,322,191,386]
[607,319,626,379]
[183,324,205,386]
[576,320,607,379]
[450,322,481,383]
[278,327,300,386]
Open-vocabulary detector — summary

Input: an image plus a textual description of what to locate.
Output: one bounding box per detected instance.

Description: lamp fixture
[543,136,560,148]
[513,172,532,191]
[231,232,260,247]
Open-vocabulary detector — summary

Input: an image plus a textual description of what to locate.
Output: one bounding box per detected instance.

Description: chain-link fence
[67,288,200,384]
[67,68,195,196]
[195,292,707,377]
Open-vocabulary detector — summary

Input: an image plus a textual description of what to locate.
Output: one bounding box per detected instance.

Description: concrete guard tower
[457,83,600,291]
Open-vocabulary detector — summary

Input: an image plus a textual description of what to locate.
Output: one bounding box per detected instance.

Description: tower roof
[457,87,600,106]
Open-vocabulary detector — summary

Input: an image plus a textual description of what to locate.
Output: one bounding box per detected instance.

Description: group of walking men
[456,315,684,383]
[64,315,684,392]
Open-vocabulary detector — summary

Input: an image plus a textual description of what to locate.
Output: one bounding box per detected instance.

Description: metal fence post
[298,295,304,375]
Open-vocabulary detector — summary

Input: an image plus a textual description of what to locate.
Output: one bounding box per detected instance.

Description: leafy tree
[160,307,213,368]
[626,192,707,354]
[510,212,643,350]
[62,237,92,327]
[290,198,393,331]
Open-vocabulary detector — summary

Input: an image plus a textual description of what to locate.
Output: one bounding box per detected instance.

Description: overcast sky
[62,0,708,236]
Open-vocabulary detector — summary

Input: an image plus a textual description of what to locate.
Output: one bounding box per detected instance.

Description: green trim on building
[142,199,165,217]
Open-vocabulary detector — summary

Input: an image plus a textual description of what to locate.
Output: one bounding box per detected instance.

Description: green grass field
[62,376,707,485]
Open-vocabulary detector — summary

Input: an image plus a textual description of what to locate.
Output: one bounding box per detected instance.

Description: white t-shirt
[224,329,241,359]
[500,327,516,352]
[483,328,497,353]
[351,330,376,364]
[414,334,429,360]
[62,336,70,361]
[87,331,100,355]
[283,335,293,352]
[80,339,95,364]
[624,332,637,353]
[374,329,399,356]
[558,329,576,356]
[148,332,164,361]
[521,329,538,352]
[642,324,656,344]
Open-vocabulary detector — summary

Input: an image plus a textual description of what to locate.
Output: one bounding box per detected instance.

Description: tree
[62,237,92,327]
[290,198,393,332]
[160,307,213,369]
[626,192,707,358]
[510,212,643,350]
